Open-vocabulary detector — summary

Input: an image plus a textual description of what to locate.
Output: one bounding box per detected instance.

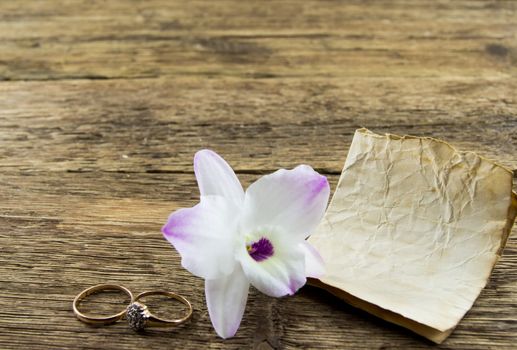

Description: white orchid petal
[162,195,240,280]
[241,164,330,241]
[194,149,245,206]
[237,231,307,297]
[205,264,249,339]
[301,241,325,278]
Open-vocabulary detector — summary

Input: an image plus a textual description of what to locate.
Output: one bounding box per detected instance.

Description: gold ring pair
[73,284,193,331]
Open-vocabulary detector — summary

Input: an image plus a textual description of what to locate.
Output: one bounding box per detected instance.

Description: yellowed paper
[308,128,517,343]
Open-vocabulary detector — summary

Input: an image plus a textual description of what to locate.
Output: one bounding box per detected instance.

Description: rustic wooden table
[1,1,516,349]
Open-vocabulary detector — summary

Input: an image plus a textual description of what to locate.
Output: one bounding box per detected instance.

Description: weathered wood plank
[1,76,516,174]
[1,171,516,349]
[0,0,515,80]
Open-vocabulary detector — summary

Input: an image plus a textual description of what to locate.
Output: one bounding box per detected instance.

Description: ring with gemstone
[73,284,134,325]
[126,291,193,331]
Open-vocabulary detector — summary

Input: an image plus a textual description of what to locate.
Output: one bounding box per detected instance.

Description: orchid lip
[247,237,274,262]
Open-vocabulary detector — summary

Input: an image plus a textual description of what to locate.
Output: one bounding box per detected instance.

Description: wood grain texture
[0,0,516,80]
[0,1,516,349]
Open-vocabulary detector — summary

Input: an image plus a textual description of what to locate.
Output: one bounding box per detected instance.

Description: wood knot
[485,43,509,57]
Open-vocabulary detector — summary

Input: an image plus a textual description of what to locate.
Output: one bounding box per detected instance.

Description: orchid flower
[161,150,329,338]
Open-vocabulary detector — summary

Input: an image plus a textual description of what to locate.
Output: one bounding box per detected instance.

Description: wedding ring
[126,291,193,331]
[73,284,134,325]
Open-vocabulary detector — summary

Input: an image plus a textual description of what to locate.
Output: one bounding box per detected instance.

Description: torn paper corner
[308,128,516,343]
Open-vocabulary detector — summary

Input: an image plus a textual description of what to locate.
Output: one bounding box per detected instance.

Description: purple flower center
[247,237,274,262]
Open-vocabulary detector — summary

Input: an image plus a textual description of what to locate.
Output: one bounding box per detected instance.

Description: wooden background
[1,1,516,349]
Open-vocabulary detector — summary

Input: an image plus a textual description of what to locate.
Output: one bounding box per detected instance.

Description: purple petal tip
[306,175,329,202]
[162,208,194,241]
[288,277,302,295]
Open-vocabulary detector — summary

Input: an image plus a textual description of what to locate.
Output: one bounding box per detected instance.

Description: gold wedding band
[126,291,193,331]
[73,284,134,325]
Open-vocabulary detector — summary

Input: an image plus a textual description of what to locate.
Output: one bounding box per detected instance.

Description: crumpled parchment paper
[308,128,517,343]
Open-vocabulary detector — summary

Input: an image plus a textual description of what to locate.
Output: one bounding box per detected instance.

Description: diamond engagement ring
[73,284,134,325]
[126,291,193,331]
